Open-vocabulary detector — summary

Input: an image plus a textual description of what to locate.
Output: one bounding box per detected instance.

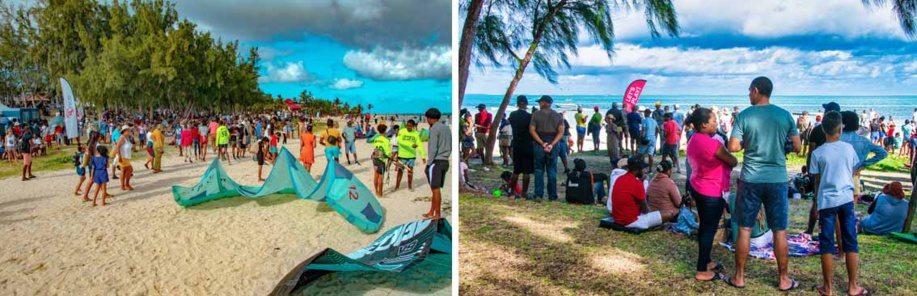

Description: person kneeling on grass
[809,111,867,296]
[370,124,392,197]
[610,156,664,230]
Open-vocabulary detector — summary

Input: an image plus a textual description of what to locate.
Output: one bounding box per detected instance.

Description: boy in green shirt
[216,120,231,165]
[395,120,425,191]
[370,124,391,197]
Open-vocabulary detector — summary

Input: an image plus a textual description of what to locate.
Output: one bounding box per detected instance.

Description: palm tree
[863,0,917,38]
[458,0,487,107]
[477,0,679,164]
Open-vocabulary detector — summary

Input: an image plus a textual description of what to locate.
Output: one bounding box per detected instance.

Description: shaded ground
[460,149,917,296]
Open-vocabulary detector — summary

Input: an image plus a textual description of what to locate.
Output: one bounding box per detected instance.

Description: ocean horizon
[463,94,917,123]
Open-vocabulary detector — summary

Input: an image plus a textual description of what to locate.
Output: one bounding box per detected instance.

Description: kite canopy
[270,218,452,295]
[171,147,384,233]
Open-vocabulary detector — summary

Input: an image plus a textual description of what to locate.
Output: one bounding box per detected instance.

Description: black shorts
[663,143,678,158]
[512,150,534,174]
[373,158,386,174]
[425,160,449,189]
[629,130,640,140]
[257,152,265,165]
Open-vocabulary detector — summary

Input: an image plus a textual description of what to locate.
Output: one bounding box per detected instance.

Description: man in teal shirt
[725,77,801,292]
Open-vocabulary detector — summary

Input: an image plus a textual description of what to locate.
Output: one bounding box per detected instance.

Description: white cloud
[329,78,364,90]
[259,61,311,83]
[343,46,452,81]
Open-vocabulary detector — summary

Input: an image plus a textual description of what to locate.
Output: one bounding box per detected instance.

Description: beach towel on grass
[719,233,819,260]
[172,147,384,233]
[270,218,452,295]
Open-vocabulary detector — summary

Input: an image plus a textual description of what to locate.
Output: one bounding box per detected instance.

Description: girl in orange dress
[300,125,316,172]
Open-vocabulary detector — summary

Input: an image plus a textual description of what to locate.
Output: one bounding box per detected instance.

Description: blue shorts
[345,141,356,153]
[818,202,858,254]
[270,147,277,153]
[638,139,656,155]
[576,126,586,136]
[910,138,917,147]
[870,132,880,141]
[398,158,416,169]
[736,180,789,231]
[558,136,569,157]
[76,167,86,176]
[880,132,887,138]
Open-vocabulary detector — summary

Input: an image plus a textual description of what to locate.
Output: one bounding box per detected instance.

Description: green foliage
[0,0,271,114]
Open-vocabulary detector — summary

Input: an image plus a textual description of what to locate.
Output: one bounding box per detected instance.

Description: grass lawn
[459,150,917,296]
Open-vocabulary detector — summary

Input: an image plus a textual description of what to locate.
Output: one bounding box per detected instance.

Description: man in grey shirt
[342,121,359,165]
[529,95,564,201]
[423,108,451,219]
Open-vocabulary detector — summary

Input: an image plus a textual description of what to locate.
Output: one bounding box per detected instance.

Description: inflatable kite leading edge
[171,147,385,233]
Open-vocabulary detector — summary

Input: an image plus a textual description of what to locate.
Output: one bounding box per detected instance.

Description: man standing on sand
[342,120,360,165]
[723,76,801,292]
[151,124,165,173]
[423,108,450,219]
[529,95,564,202]
[509,96,534,199]
[474,104,492,164]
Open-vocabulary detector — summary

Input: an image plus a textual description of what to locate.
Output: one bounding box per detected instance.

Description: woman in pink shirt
[686,107,737,282]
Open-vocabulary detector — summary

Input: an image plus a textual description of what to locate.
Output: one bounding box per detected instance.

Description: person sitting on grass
[498,171,521,197]
[809,111,867,296]
[646,160,683,222]
[672,195,698,235]
[610,156,663,230]
[860,181,909,235]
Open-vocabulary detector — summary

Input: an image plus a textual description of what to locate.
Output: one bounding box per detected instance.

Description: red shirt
[663,120,679,145]
[190,127,200,142]
[474,111,492,134]
[270,135,278,148]
[611,172,646,226]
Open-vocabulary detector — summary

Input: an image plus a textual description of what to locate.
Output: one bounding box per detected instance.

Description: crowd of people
[2,108,452,218]
[463,77,914,295]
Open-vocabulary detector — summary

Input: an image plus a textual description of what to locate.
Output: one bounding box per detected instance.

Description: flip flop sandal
[779,279,800,292]
[696,272,724,282]
[710,262,724,271]
[849,287,869,296]
[815,285,830,296]
[721,275,745,289]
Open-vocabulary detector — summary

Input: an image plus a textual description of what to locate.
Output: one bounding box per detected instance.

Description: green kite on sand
[269,218,452,295]
[171,147,385,233]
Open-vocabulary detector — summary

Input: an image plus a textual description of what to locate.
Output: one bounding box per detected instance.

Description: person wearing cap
[685,107,738,282]
[473,104,492,164]
[652,102,665,151]
[661,112,681,173]
[529,95,564,201]
[587,106,603,151]
[725,77,801,291]
[861,181,909,235]
[342,120,360,165]
[574,105,587,152]
[113,125,135,191]
[508,95,534,199]
[604,113,620,159]
[610,156,661,230]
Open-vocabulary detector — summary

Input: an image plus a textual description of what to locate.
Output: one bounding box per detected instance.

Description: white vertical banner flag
[60,77,79,139]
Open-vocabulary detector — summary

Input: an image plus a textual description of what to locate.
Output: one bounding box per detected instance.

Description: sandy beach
[0,118,451,295]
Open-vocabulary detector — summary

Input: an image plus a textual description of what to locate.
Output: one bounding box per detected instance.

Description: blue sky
[466,0,917,96]
[172,0,452,114]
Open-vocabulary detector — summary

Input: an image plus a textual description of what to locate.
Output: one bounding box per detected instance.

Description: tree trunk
[458,0,485,107]
[904,182,917,233]
[483,1,564,164]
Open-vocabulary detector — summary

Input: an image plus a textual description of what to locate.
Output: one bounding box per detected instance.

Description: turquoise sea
[462,94,917,123]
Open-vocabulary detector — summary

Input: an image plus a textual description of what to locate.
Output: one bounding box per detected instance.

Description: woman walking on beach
[300,125,316,172]
[91,146,113,206]
[114,126,135,191]
[82,132,101,201]
[686,107,737,282]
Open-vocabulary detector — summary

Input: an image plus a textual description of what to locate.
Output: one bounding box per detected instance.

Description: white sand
[0,120,451,295]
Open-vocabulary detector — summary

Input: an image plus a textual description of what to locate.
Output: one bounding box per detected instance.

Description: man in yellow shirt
[320,119,341,148]
[216,120,231,165]
[370,124,391,197]
[151,124,164,173]
[574,105,587,152]
[395,120,425,191]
